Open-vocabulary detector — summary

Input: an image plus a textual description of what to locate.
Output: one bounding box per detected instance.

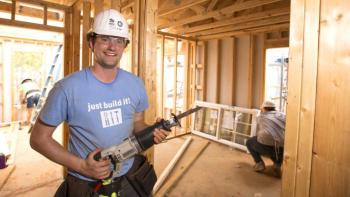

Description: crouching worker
[246,101,286,177]
[30,9,169,196]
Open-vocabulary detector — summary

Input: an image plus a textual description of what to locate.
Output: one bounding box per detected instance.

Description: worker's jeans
[246,136,284,166]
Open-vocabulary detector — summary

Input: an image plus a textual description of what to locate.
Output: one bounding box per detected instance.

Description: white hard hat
[92,9,129,40]
[261,100,276,108]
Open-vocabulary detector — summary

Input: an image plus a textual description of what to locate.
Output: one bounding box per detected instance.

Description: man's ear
[88,40,94,52]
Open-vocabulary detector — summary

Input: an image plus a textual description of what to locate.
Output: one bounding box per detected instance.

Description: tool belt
[126,154,157,197]
[55,155,157,197]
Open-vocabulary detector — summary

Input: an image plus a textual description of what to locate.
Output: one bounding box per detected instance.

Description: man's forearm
[30,122,84,175]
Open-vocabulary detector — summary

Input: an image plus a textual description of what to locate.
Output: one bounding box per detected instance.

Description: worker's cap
[261,100,276,108]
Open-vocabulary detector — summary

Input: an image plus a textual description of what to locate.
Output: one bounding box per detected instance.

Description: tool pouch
[126,154,157,197]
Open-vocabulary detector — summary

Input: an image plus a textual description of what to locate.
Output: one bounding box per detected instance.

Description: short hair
[21,78,32,84]
[264,106,276,111]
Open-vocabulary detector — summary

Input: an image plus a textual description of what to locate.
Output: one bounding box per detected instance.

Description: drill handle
[135,119,172,150]
[94,151,102,161]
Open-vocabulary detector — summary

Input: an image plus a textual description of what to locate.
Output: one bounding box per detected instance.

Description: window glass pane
[219,110,235,141]
[194,107,218,137]
[219,110,252,145]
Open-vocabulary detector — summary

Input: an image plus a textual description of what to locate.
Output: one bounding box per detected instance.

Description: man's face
[92,35,127,69]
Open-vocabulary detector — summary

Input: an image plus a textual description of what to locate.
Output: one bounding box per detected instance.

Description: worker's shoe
[272,163,282,178]
[253,161,265,172]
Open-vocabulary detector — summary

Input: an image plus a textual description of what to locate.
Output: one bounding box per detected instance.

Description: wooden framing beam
[215,40,220,103]
[190,14,290,37]
[94,0,103,15]
[63,7,72,177]
[142,0,157,162]
[121,0,134,12]
[82,0,91,68]
[198,22,289,40]
[260,34,267,105]
[294,0,319,194]
[11,0,15,20]
[189,5,205,15]
[0,1,65,21]
[232,37,237,105]
[281,0,320,195]
[132,0,142,75]
[281,0,307,195]
[157,31,196,41]
[202,41,207,101]
[17,0,69,10]
[0,18,64,32]
[247,35,254,108]
[188,41,196,106]
[111,0,121,11]
[177,7,289,35]
[43,5,47,25]
[72,1,80,72]
[206,0,219,11]
[158,0,208,17]
[173,37,178,129]
[157,0,282,30]
[160,35,165,117]
[182,40,190,130]
[264,37,289,48]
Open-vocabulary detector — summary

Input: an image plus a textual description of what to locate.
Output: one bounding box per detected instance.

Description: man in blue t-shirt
[30,9,168,196]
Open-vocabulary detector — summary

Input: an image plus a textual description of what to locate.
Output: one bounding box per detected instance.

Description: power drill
[93,106,202,196]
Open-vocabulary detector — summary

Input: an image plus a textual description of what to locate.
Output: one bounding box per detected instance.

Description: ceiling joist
[189,14,290,37]
[206,0,219,11]
[198,23,289,40]
[176,7,289,35]
[158,0,209,17]
[157,0,282,30]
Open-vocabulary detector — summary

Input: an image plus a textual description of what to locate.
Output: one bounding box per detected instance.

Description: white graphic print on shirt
[87,97,132,128]
[100,108,122,128]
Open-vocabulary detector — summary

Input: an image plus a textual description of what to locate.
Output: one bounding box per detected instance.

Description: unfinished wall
[235,35,250,108]
[206,40,219,103]
[219,37,234,106]
[253,34,264,108]
[204,34,265,109]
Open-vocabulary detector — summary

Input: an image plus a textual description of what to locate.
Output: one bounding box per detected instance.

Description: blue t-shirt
[39,67,149,181]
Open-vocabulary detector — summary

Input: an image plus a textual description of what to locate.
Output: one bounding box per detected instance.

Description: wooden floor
[0,126,281,197]
[154,135,281,197]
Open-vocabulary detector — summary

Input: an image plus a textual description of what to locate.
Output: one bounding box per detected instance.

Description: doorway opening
[264,47,288,112]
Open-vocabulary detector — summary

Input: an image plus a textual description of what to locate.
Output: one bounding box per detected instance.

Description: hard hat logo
[107,18,116,30]
[108,18,115,26]
[117,21,123,28]
[91,9,129,40]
